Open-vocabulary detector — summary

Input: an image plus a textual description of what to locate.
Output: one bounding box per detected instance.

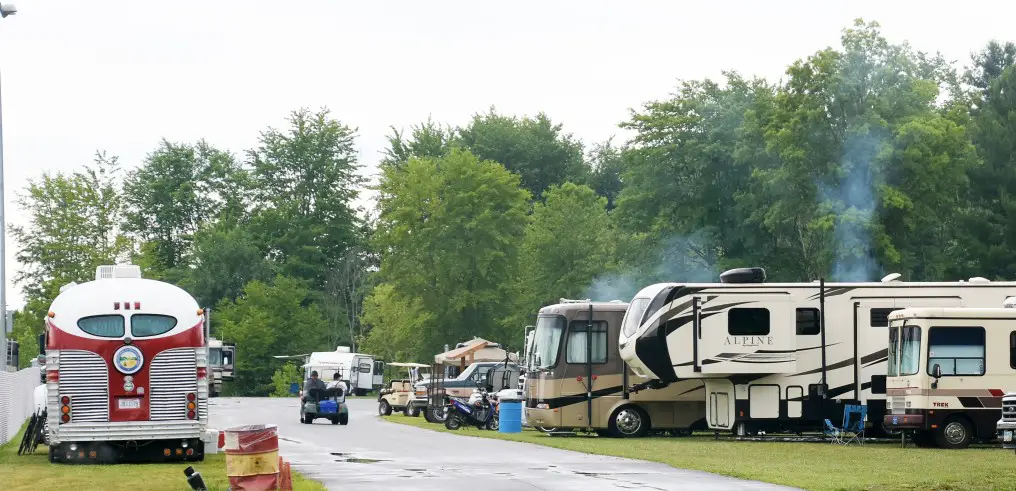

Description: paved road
[209,397,799,491]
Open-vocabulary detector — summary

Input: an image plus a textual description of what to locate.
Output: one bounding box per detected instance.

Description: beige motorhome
[884,307,1016,449]
[525,299,705,437]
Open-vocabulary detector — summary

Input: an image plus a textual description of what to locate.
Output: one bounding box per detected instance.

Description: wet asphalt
[208,397,800,491]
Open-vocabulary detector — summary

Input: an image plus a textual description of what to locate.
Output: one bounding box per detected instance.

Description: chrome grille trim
[56,350,109,422]
[149,348,197,421]
[1002,398,1016,423]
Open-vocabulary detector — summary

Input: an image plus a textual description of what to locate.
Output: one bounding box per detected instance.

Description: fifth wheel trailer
[618,267,1016,436]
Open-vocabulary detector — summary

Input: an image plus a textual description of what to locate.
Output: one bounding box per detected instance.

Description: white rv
[884,306,1016,449]
[618,267,1016,436]
[304,347,384,396]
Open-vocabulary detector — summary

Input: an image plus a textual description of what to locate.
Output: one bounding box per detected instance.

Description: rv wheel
[935,417,973,449]
[609,406,650,438]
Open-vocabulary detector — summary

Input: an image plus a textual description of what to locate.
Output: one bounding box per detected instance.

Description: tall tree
[380,117,454,169]
[373,148,530,357]
[122,139,244,280]
[248,107,364,286]
[455,108,588,199]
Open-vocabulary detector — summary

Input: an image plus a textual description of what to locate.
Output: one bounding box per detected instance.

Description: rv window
[870,308,902,328]
[566,321,608,364]
[796,308,820,335]
[728,308,770,336]
[622,297,650,338]
[209,347,223,366]
[532,315,566,369]
[131,314,178,337]
[1010,332,1016,370]
[927,326,985,376]
[77,315,125,338]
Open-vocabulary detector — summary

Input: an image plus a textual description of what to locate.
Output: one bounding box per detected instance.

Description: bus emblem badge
[114,345,144,375]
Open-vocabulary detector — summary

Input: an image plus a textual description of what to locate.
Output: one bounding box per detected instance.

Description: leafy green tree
[373,148,530,357]
[215,275,328,395]
[455,108,588,198]
[586,139,626,210]
[183,222,275,307]
[380,117,454,169]
[122,140,245,281]
[247,107,364,287]
[271,362,303,397]
[506,182,614,328]
[358,283,432,363]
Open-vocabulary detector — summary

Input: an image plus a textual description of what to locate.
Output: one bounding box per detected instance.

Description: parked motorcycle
[445,388,499,431]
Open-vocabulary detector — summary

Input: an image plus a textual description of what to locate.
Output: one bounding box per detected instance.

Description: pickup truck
[409,361,519,422]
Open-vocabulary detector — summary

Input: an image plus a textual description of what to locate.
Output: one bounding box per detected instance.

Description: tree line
[10,20,1016,394]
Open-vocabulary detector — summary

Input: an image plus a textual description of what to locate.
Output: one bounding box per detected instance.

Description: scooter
[445,388,499,431]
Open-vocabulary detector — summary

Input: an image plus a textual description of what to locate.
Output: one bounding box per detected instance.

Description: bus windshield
[531,316,565,370]
[209,348,223,366]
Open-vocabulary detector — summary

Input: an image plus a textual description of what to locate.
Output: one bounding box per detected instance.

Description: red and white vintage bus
[42,264,209,463]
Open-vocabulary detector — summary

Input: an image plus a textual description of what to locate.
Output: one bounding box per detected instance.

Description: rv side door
[698,294,794,374]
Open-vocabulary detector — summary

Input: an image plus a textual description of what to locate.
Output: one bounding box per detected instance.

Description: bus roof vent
[880,273,902,282]
[559,298,591,303]
[335,346,351,353]
[95,264,142,280]
[59,281,78,293]
[719,267,766,284]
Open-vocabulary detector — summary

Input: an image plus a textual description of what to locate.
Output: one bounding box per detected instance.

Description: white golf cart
[378,362,431,417]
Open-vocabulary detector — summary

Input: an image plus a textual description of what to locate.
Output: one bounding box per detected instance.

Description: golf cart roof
[388,362,429,368]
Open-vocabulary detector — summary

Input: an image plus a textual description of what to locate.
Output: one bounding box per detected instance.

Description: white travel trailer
[884,306,1016,449]
[304,347,384,396]
[618,267,1016,436]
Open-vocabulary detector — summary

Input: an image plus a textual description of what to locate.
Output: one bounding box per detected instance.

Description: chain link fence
[0,362,42,445]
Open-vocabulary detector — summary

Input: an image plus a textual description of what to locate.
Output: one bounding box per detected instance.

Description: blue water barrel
[289,382,299,395]
[499,401,523,433]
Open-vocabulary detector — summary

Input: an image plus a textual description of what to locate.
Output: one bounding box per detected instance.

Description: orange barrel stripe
[224,424,281,491]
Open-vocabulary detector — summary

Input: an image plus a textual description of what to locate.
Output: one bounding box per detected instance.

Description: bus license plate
[1005,431,1012,442]
[118,398,141,410]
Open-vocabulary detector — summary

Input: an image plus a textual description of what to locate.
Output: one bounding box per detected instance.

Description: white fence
[0,365,42,445]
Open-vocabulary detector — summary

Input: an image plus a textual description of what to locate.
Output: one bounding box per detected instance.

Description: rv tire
[608,405,650,438]
[935,416,973,449]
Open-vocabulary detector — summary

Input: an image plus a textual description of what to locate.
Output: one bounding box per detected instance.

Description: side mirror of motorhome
[932,364,942,378]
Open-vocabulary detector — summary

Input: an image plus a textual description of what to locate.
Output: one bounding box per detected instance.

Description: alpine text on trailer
[525,299,705,437]
[42,265,209,463]
[618,267,1016,436]
[885,306,1016,448]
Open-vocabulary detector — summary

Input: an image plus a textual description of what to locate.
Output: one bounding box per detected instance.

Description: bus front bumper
[51,420,205,444]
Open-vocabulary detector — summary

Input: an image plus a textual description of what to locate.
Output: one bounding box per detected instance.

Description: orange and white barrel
[223,424,280,490]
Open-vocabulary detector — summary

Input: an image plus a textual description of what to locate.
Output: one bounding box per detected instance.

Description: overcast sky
[0,0,1014,309]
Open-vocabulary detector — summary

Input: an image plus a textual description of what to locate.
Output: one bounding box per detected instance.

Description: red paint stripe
[990,389,1005,397]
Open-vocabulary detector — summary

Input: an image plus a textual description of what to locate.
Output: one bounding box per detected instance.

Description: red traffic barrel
[223,424,281,490]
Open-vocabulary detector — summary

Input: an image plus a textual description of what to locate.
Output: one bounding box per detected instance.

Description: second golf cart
[378,362,430,416]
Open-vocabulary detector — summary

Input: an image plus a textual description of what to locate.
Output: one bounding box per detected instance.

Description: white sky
[0,0,1014,309]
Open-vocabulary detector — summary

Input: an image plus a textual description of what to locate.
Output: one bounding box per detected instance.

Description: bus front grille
[149,348,198,421]
[58,350,109,422]
[1003,398,1016,423]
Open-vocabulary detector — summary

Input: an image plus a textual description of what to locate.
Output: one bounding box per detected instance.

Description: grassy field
[384,413,1016,491]
[0,424,326,491]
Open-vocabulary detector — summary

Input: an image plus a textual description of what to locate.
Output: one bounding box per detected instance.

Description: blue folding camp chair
[824,404,866,445]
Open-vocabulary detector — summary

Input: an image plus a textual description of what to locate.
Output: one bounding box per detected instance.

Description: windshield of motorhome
[900,326,921,376]
[532,316,565,369]
[209,347,222,366]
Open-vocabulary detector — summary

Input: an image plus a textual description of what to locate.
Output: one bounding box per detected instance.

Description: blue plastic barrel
[499,401,523,433]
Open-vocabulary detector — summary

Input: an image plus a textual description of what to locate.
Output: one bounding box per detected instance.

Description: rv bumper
[525,406,560,428]
[997,420,1016,449]
[883,413,924,430]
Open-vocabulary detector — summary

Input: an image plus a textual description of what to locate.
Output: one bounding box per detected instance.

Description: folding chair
[841,404,867,445]
[823,419,847,444]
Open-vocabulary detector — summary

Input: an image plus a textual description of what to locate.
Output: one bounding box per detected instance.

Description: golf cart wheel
[379,400,392,416]
[445,415,462,430]
[302,413,314,424]
[339,413,349,425]
[409,406,421,417]
[331,417,339,425]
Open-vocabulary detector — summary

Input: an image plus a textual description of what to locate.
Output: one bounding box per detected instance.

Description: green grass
[383,413,1016,491]
[0,423,326,491]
